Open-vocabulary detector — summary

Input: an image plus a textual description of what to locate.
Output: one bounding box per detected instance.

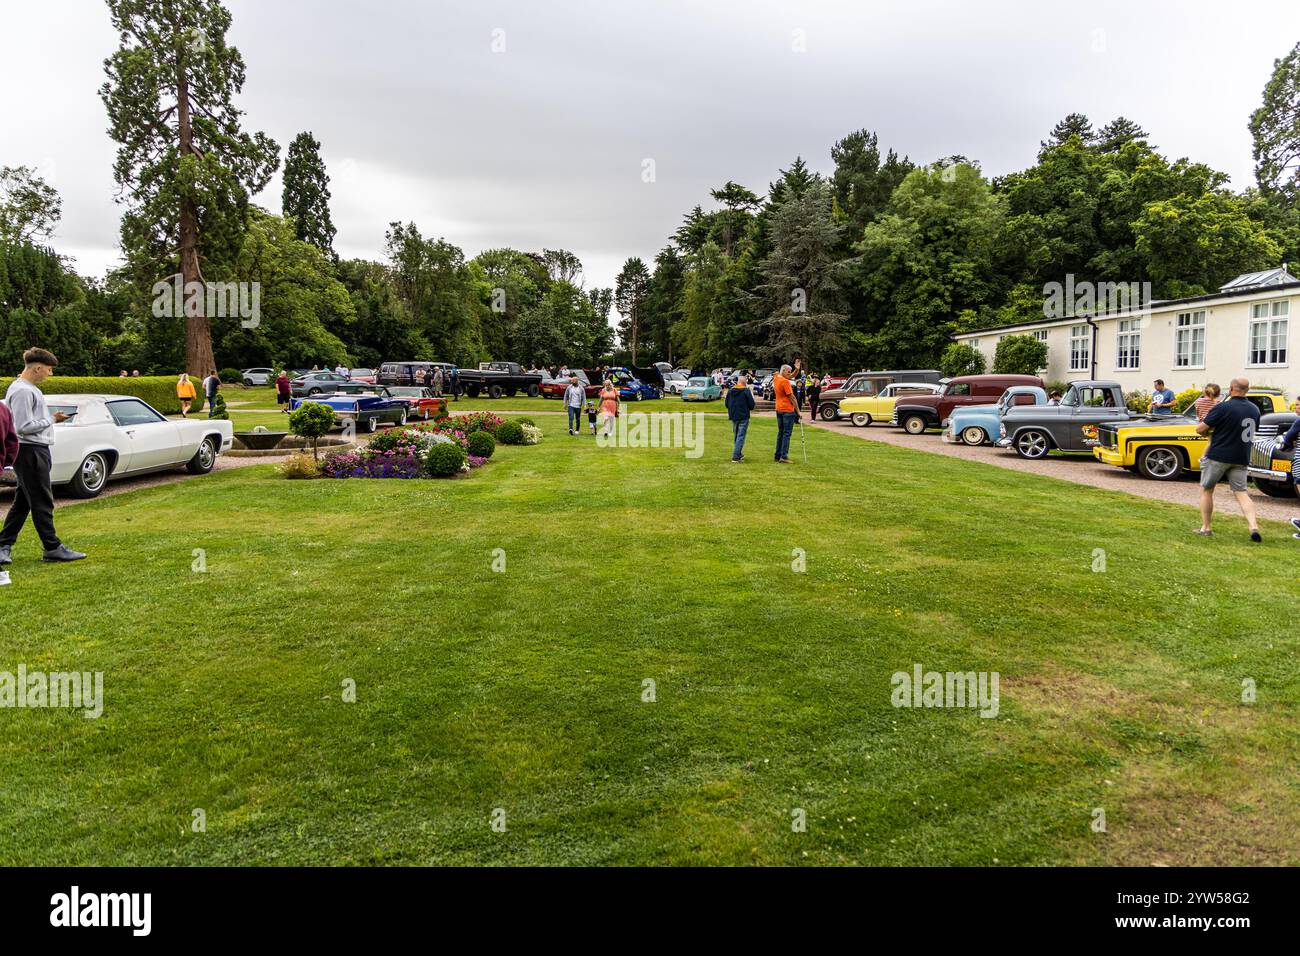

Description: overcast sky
[2,0,1298,295]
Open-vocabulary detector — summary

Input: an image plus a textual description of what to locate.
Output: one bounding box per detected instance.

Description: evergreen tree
[614,256,651,362]
[281,131,337,254]
[1251,41,1300,205]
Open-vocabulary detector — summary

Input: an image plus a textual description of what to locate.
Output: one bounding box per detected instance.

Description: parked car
[1092,389,1289,481]
[892,374,1042,434]
[349,367,377,384]
[457,362,544,399]
[384,385,446,421]
[682,376,722,402]
[377,361,458,388]
[662,371,690,395]
[1247,411,1298,497]
[996,381,1130,459]
[817,369,945,421]
[842,382,944,427]
[942,386,1047,444]
[290,371,351,397]
[290,391,410,433]
[540,369,603,400]
[607,366,663,401]
[241,367,275,386]
[20,395,234,499]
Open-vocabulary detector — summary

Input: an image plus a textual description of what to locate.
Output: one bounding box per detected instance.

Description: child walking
[586,400,598,435]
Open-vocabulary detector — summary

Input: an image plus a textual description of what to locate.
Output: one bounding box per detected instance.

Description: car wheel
[365,417,379,433]
[961,426,986,445]
[1254,477,1297,498]
[467,386,480,398]
[243,378,255,387]
[635,391,643,401]
[488,384,504,399]
[850,413,871,427]
[186,437,218,475]
[901,414,928,435]
[1013,429,1052,460]
[819,404,838,422]
[1135,446,1183,481]
[527,384,540,398]
[309,387,321,395]
[397,408,408,426]
[69,452,110,498]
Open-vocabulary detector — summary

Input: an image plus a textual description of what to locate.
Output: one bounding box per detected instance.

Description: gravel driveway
[812,416,1300,525]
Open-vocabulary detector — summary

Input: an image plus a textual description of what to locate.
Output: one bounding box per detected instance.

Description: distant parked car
[997,381,1131,459]
[377,361,457,388]
[383,385,445,421]
[1247,411,1298,497]
[682,376,722,402]
[607,366,663,401]
[891,374,1043,435]
[842,382,944,427]
[817,369,944,421]
[290,390,410,433]
[540,369,602,400]
[290,371,351,397]
[241,367,275,386]
[349,367,377,384]
[942,386,1047,444]
[662,371,689,395]
[32,395,233,499]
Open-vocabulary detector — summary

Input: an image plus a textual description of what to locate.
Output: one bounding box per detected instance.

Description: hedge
[0,376,194,415]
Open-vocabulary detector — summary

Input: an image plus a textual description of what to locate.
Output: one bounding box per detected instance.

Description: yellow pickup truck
[1092,389,1290,481]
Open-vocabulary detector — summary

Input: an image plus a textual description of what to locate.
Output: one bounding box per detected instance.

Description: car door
[106,399,182,471]
[1065,386,1121,450]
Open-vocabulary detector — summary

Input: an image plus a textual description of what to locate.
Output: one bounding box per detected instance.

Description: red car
[349,367,377,384]
[540,369,603,400]
[384,386,446,421]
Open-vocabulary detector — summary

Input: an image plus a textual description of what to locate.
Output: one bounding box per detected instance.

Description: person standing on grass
[564,374,586,435]
[176,372,196,418]
[807,372,822,421]
[202,369,220,418]
[0,348,86,565]
[1195,377,1262,541]
[1150,378,1176,415]
[726,373,755,462]
[1193,383,1221,421]
[598,378,620,438]
[772,364,798,464]
[275,370,291,413]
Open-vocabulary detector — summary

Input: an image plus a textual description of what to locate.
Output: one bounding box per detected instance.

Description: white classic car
[5,395,234,498]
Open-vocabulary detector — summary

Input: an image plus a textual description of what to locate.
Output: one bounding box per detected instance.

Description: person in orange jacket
[771,364,799,463]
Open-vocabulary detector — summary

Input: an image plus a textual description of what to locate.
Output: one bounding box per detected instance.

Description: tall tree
[281,131,336,254]
[614,256,651,363]
[1041,112,1095,153]
[384,222,482,364]
[641,246,686,363]
[830,129,914,239]
[1095,116,1149,153]
[0,166,62,244]
[101,0,279,377]
[542,248,583,285]
[709,181,761,255]
[1251,41,1300,205]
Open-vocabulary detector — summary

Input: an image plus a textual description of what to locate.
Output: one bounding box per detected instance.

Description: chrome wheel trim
[81,454,107,491]
[1017,431,1048,457]
[197,440,215,470]
[1145,448,1179,478]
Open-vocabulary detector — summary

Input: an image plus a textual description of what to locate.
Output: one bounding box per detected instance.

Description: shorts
[1199,459,1247,492]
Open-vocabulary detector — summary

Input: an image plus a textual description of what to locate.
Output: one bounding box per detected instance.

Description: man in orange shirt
[772,364,798,463]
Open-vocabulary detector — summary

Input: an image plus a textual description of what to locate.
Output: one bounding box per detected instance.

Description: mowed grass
[1,417,1298,866]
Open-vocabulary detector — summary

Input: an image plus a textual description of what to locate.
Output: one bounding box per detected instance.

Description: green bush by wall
[0,375,192,415]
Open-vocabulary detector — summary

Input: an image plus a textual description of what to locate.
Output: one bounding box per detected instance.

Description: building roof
[1218,265,1295,292]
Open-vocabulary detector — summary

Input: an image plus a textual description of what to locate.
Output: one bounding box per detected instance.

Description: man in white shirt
[0,348,86,564]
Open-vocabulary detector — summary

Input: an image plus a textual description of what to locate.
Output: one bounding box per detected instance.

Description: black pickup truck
[456,362,544,399]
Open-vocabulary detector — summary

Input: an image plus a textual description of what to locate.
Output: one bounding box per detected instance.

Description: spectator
[725,373,755,462]
[598,379,619,438]
[794,373,806,410]
[449,366,460,401]
[131,369,140,377]
[564,375,585,435]
[1047,391,1062,406]
[807,372,822,421]
[275,370,291,413]
[118,369,128,377]
[202,369,221,417]
[176,372,196,418]
[586,400,598,435]
[0,348,86,565]
[423,366,434,391]
[1150,378,1176,415]
[772,364,798,464]
[432,366,444,397]
[0,398,18,471]
[1193,383,1221,421]
[1194,377,1261,541]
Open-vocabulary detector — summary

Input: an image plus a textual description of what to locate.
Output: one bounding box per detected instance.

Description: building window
[1115,319,1141,370]
[1248,301,1288,365]
[1174,310,1206,368]
[1069,324,1090,372]
[1033,330,1048,342]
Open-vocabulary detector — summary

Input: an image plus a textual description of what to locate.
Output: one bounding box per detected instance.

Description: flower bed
[316,418,540,480]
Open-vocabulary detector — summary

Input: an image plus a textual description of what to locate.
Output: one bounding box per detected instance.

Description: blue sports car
[607,366,662,402]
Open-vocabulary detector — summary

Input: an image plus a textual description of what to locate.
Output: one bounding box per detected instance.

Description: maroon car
[540,369,603,400]
[891,374,1044,435]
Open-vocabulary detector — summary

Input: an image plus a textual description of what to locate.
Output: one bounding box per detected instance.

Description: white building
[954,267,1297,394]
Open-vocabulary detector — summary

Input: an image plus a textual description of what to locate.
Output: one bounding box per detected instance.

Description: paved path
[810,416,1299,525]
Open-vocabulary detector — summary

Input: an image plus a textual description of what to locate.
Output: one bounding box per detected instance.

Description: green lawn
[2,417,1297,865]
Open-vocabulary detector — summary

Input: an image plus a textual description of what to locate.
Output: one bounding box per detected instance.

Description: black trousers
[0,444,60,550]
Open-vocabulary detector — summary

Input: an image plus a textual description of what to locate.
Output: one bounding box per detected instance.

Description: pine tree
[282,132,337,254]
[1095,116,1149,153]
[614,257,651,363]
[1251,42,1300,204]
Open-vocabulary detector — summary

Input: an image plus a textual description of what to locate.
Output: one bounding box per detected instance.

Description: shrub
[1172,386,1201,414]
[1123,389,1152,414]
[289,401,337,459]
[513,416,536,426]
[991,335,1048,375]
[219,367,243,384]
[424,440,467,477]
[940,342,986,378]
[278,453,321,479]
[1044,380,1070,398]
[520,423,542,445]
[497,420,525,445]
[0,375,187,414]
[454,411,504,435]
[466,430,496,459]
[208,393,229,420]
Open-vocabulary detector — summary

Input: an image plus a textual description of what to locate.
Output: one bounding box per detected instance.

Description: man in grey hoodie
[563,375,586,436]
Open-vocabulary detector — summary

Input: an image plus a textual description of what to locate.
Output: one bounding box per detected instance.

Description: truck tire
[1253,477,1297,497]
[850,413,871,427]
[467,385,480,398]
[488,384,504,399]
[1013,429,1052,460]
[505,388,517,398]
[1136,446,1183,481]
[819,403,838,422]
[527,384,540,398]
[961,426,986,445]
[900,414,929,435]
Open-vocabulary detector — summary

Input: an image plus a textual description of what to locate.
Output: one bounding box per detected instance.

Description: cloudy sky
[3,0,1298,294]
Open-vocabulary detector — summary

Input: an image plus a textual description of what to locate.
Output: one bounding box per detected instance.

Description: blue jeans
[731,418,749,460]
[775,412,797,460]
[567,405,583,432]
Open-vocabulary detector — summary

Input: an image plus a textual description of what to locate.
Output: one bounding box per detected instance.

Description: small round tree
[289,401,336,460]
[208,393,230,419]
[992,334,1048,375]
[940,342,987,378]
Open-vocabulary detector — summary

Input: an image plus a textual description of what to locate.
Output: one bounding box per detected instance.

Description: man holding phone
[0,348,86,565]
